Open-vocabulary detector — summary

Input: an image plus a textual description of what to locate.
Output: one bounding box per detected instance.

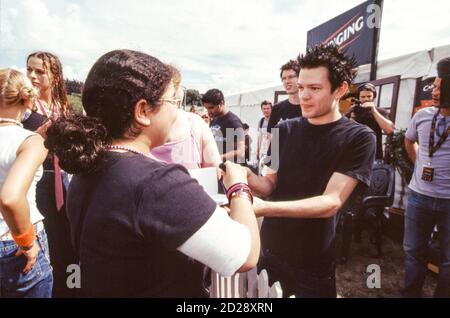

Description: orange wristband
[12,224,36,248]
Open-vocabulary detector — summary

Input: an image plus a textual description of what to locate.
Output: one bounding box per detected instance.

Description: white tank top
[0,125,44,237]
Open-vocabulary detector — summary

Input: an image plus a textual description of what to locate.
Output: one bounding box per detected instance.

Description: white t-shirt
[406,107,450,199]
[0,125,44,237]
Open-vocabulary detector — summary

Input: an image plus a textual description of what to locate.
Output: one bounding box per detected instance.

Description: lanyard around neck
[429,109,450,158]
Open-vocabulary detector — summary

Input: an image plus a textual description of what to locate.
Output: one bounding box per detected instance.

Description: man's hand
[361,101,375,109]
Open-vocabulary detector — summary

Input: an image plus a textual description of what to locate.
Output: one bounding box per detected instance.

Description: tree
[65,79,84,95]
[185,89,202,106]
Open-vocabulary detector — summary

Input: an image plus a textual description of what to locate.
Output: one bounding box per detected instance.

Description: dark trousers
[258,252,336,298]
[36,171,79,298]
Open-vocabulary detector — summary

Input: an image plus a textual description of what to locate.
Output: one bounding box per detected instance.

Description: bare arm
[0,134,47,273]
[229,188,260,273]
[221,139,245,162]
[198,117,222,167]
[222,162,260,273]
[404,136,418,164]
[246,167,277,197]
[253,172,359,219]
[0,134,47,234]
[362,102,395,134]
[371,107,395,134]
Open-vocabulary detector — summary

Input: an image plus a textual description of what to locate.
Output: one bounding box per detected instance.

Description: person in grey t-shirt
[403,57,450,298]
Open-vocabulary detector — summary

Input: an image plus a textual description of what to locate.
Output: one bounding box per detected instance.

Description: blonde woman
[150,66,221,168]
[0,68,53,297]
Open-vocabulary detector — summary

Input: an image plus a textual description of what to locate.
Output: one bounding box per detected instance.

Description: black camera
[351,97,362,106]
[350,98,369,117]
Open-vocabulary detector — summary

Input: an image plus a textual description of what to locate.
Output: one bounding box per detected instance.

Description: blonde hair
[167,64,181,89]
[0,68,36,108]
[167,64,185,104]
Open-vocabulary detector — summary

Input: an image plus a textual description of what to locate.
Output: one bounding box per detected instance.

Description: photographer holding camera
[346,83,395,159]
[340,83,395,261]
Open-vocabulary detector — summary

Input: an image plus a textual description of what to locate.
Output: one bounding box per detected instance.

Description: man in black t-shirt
[246,45,376,298]
[203,88,244,163]
[346,83,395,159]
[267,60,302,133]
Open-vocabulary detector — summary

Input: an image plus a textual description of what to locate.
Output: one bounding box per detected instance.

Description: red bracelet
[229,188,253,203]
[227,185,253,203]
[226,183,248,198]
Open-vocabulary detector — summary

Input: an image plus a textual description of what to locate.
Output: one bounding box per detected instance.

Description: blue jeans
[403,190,450,298]
[0,229,53,298]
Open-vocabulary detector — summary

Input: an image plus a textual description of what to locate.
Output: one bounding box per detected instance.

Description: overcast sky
[1,0,449,95]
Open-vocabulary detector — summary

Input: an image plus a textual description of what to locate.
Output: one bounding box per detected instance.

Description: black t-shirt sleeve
[336,128,376,187]
[137,164,217,249]
[267,106,280,132]
[225,117,244,147]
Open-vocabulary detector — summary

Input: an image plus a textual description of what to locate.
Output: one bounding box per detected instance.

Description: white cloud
[1,0,449,94]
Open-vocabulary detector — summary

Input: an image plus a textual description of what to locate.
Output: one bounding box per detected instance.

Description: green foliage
[65,79,83,95]
[67,93,84,115]
[384,129,414,183]
[185,89,202,106]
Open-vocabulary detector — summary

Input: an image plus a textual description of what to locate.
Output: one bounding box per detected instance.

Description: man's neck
[288,93,300,105]
[307,107,342,125]
[440,107,450,117]
[217,108,228,118]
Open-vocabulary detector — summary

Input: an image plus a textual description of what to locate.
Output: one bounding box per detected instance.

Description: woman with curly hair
[0,68,53,297]
[45,50,260,297]
[25,51,77,297]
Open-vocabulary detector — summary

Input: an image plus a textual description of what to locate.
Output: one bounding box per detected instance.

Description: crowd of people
[0,44,448,298]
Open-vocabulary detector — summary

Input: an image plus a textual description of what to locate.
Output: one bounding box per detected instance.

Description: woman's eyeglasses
[161,98,182,107]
